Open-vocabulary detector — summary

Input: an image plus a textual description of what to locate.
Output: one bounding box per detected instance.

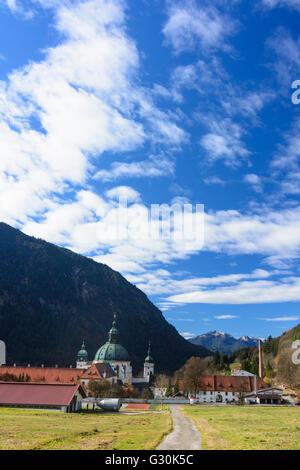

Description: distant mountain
[0,222,209,374]
[189,330,260,354]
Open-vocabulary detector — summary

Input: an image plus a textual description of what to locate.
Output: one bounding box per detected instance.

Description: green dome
[77,341,88,360]
[144,341,154,363]
[94,314,130,362]
[94,342,130,362]
[145,354,154,363]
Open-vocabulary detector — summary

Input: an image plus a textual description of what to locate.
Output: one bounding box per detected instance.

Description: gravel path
[156,405,202,450]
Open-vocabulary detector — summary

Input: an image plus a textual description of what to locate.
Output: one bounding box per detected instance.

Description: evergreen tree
[213,351,221,368]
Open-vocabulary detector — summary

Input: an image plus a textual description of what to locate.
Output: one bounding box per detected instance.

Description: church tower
[144,341,154,382]
[76,340,89,369]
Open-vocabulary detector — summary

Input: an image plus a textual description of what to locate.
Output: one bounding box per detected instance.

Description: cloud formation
[163,0,238,54]
[0,0,186,227]
[261,0,300,11]
[168,276,300,304]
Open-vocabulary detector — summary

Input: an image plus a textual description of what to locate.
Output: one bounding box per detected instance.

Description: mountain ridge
[189,330,260,353]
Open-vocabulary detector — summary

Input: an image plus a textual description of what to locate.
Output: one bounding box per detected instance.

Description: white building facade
[181,375,266,404]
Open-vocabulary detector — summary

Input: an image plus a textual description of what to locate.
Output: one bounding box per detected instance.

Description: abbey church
[76,314,155,386]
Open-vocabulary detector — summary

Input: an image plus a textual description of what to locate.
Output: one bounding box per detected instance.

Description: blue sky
[1,0,300,341]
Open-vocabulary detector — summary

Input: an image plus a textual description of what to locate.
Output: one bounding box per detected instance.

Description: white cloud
[94,154,175,182]
[203,176,227,185]
[261,0,300,11]
[180,331,195,339]
[259,316,300,321]
[244,174,263,193]
[267,28,300,86]
[127,268,271,296]
[214,315,238,319]
[0,0,186,229]
[163,1,238,55]
[221,89,273,122]
[205,206,300,265]
[270,117,300,194]
[105,186,141,203]
[171,59,225,92]
[200,118,249,167]
[168,276,300,304]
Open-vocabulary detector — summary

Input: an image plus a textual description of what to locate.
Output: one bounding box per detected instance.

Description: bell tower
[76,340,89,369]
[144,341,154,382]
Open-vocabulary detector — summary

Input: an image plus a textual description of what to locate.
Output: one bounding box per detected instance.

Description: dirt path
[156,406,202,450]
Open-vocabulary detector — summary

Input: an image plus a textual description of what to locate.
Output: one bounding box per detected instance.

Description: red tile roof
[179,375,267,393]
[0,382,85,406]
[81,363,116,380]
[0,366,84,384]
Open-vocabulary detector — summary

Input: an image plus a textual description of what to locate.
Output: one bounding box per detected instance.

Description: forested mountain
[262,325,300,388]
[0,223,209,373]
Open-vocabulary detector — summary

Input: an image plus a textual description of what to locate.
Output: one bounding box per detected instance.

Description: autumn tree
[123,383,139,398]
[181,357,207,395]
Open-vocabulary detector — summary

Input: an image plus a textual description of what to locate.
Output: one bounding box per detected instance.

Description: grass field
[183,406,300,450]
[0,407,172,450]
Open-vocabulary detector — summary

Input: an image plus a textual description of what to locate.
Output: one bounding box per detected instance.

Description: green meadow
[183,405,300,450]
[0,407,171,450]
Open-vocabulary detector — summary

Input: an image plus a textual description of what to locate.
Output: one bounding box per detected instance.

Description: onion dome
[77,340,88,361]
[94,314,130,362]
[144,341,154,363]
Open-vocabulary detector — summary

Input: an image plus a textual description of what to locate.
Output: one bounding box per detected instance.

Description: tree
[263,336,272,354]
[220,353,230,371]
[241,357,252,373]
[181,357,207,395]
[123,383,139,398]
[213,351,221,368]
[265,360,274,380]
